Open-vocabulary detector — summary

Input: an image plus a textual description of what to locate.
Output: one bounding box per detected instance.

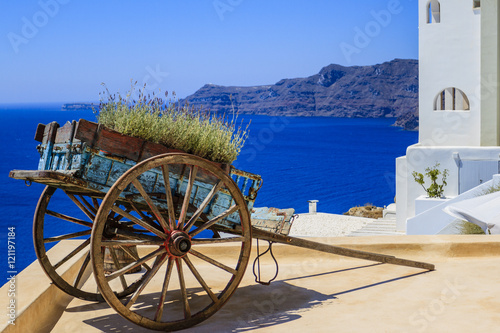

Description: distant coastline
[62,58,420,129]
[61,103,96,111]
[181,58,419,130]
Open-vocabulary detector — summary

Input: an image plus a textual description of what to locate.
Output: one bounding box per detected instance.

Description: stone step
[357,222,397,229]
[367,222,396,227]
[360,227,399,232]
[364,221,396,226]
[374,218,396,223]
[354,228,398,232]
[345,212,403,236]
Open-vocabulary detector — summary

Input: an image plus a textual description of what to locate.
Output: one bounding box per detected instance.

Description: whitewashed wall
[419,0,481,147]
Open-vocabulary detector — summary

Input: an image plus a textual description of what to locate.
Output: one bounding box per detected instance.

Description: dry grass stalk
[456,221,485,235]
[456,184,500,235]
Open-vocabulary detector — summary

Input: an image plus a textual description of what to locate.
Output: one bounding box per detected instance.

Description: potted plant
[412,163,450,214]
[412,163,449,198]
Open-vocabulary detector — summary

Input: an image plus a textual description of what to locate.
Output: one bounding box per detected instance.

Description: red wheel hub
[165,230,191,257]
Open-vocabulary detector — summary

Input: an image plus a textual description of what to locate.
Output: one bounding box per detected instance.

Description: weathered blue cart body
[12,119,295,230]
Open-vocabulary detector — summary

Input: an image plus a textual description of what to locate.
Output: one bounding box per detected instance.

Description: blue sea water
[0,105,417,282]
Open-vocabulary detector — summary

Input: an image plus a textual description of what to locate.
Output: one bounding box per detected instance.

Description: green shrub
[412,163,449,198]
[456,183,500,235]
[456,220,485,235]
[94,84,249,164]
[478,184,500,196]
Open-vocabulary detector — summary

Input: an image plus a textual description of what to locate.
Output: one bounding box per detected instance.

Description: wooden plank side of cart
[9,170,98,193]
[13,119,231,192]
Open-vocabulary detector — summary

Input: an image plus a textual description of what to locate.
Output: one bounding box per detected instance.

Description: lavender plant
[94,83,249,164]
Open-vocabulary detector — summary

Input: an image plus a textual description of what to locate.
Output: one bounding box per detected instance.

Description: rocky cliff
[181,58,419,129]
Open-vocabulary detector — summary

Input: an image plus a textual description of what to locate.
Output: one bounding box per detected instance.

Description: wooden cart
[10,119,434,331]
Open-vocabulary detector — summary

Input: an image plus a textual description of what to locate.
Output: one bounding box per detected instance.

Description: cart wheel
[33,186,141,302]
[91,153,252,331]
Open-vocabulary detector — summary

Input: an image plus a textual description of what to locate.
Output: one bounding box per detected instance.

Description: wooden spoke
[101,239,165,247]
[177,166,198,230]
[184,180,223,232]
[131,179,170,232]
[115,227,150,234]
[128,200,162,231]
[109,247,128,290]
[73,252,91,288]
[191,236,246,245]
[161,165,177,230]
[126,254,168,309]
[111,205,168,239]
[106,247,167,282]
[46,210,93,228]
[53,238,90,270]
[189,205,239,237]
[92,197,100,211]
[44,230,91,243]
[111,205,132,223]
[119,245,151,271]
[183,255,218,303]
[188,248,237,275]
[175,164,188,195]
[154,257,174,322]
[176,258,191,319]
[78,195,98,215]
[66,192,95,220]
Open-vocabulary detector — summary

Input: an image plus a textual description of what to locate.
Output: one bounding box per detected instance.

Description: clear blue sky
[0,0,418,104]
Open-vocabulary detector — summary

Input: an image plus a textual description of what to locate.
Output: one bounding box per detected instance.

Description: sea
[0,104,418,282]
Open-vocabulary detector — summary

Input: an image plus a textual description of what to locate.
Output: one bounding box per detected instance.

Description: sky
[0,0,418,104]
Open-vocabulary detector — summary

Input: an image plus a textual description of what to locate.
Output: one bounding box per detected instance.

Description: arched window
[434,88,470,111]
[427,0,441,23]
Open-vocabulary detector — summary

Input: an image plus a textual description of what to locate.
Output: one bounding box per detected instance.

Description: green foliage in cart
[94,83,249,164]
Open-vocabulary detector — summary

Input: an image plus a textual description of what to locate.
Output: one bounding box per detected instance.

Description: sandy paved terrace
[2,235,500,333]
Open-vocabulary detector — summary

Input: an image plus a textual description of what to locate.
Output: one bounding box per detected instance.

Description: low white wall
[395,156,408,232]
[414,196,452,215]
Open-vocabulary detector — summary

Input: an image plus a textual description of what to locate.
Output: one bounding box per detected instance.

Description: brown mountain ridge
[181,58,419,130]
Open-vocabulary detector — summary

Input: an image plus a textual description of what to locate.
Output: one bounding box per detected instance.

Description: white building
[396,0,500,234]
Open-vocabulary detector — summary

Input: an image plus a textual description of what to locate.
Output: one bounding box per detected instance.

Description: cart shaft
[251,228,435,271]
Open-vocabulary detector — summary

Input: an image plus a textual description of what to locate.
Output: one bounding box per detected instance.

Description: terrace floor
[2,235,500,332]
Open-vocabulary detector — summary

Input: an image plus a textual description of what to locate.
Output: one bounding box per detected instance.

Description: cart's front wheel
[91,153,252,331]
